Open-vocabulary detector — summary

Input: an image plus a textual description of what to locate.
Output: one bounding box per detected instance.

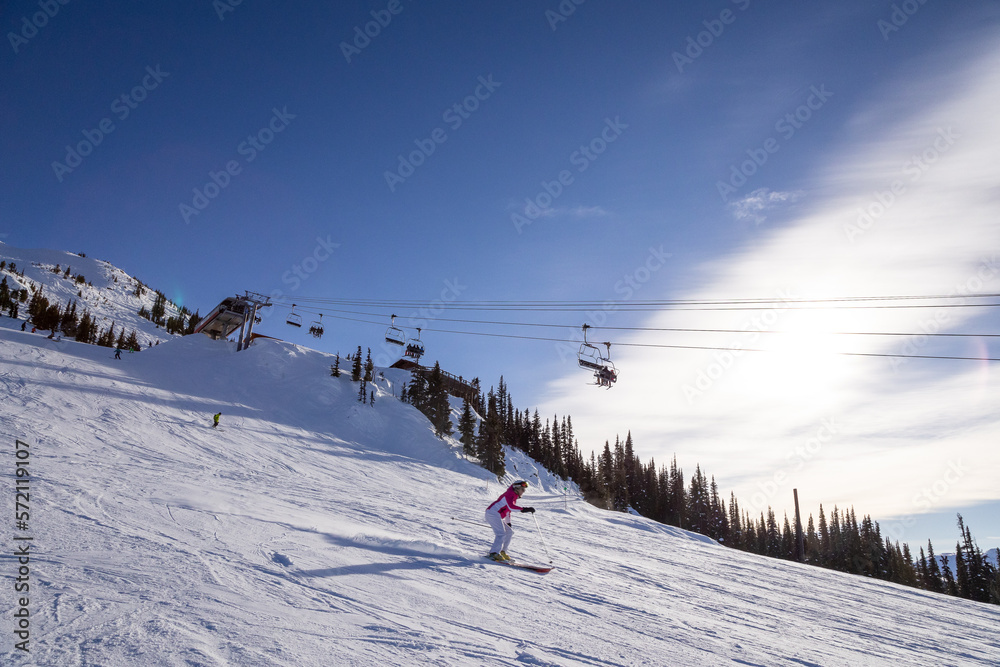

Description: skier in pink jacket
[485,480,534,561]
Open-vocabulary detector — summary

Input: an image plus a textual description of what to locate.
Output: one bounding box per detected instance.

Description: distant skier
[485,480,534,562]
[114,348,122,360]
[20,322,25,331]
[213,412,221,428]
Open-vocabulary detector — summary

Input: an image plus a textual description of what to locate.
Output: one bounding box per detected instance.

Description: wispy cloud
[729,188,803,225]
[541,38,1000,537]
[505,202,610,219]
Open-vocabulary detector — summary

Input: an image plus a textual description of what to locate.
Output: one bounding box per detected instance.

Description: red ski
[486,556,553,573]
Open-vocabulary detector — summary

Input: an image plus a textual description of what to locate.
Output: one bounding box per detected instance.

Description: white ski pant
[485,510,513,553]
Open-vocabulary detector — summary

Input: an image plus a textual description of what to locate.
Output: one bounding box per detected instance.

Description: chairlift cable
[312,312,1000,362]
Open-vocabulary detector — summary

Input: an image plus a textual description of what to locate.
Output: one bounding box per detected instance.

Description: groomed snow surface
[1,324,997,666]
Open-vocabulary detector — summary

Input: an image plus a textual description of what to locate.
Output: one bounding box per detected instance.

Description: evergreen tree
[408,371,428,413]
[96,322,115,347]
[940,555,958,596]
[0,276,9,312]
[687,465,710,534]
[185,310,201,335]
[426,363,453,438]
[458,397,478,457]
[150,292,167,323]
[358,378,367,403]
[708,476,729,543]
[954,540,970,600]
[331,354,341,377]
[124,329,141,351]
[477,389,505,477]
[75,310,94,343]
[37,303,62,331]
[364,348,374,382]
[666,455,686,528]
[59,300,79,337]
[765,509,781,557]
[351,346,363,382]
[803,514,818,563]
[925,541,945,594]
[27,285,47,321]
[957,514,992,603]
[609,436,628,511]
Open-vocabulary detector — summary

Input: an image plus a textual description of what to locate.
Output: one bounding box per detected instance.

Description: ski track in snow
[0,324,998,666]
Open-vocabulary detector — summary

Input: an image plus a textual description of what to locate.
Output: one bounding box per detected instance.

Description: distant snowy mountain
[0,242,189,347]
[938,548,1000,567]
[0,326,997,665]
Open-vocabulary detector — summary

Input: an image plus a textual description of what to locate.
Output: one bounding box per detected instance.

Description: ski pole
[532,512,554,564]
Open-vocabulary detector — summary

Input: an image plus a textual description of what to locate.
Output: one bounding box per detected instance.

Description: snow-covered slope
[0,242,185,346]
[0,329,998,666]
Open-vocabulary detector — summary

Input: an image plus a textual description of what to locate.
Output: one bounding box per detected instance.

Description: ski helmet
[512,480,528,490]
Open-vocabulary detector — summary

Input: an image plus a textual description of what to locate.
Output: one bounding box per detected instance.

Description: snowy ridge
[0,328,998,665]
[0,242,186,347]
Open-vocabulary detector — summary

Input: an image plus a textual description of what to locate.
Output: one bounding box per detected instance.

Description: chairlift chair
[308,314,324,339]
[577,324,604,371]
[286,305,302,328]
[404,327,425,360]
[385,314,405,346]
[594,343,618,388]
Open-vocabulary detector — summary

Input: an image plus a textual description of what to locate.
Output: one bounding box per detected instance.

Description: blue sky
[3,1,1000,553]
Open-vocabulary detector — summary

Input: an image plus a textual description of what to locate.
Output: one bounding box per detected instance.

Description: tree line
[398,370,1000,606]
[1,260,199,348]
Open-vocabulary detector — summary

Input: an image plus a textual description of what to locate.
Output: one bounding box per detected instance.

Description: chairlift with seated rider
[308,314,324,338]
[595,345,618,388]
[385,314,405,346]
[286,305,302,328]
[577,325,618,388]
[404,328,425,360]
